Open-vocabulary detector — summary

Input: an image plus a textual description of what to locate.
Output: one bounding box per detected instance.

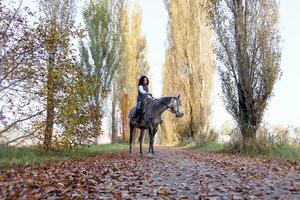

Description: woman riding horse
[129,76,184,157]
[132,75,152,126]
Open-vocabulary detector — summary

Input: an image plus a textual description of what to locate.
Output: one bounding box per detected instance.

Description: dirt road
[1,147,300,199]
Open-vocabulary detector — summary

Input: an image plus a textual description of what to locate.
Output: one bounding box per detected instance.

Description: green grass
[236,144,300,162]
[185,141,300,162]
[0,144,128,170]
[185,142,226,152]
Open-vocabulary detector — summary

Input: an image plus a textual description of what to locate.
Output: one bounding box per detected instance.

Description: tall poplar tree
[79,0,122,139]
[162,0,215,144]
[212,0,281,143]
[116,3,149,142]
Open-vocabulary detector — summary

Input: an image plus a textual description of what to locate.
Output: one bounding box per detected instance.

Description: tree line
[0,0,281,149]
[162,0,281,147]
[0,0,148,149]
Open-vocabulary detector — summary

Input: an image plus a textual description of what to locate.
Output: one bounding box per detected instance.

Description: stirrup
[132,117,138,125]
[132,121,137,126]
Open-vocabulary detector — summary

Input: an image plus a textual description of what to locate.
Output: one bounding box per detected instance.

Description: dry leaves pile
[0,148,300,199]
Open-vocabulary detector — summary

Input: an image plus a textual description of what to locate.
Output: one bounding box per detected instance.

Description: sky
[7,0,300,129]
[136,0,300,129]
[265,0,300,127]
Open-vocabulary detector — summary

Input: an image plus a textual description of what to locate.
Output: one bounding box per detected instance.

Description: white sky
[136,0,300,129]
[7,0,300,129]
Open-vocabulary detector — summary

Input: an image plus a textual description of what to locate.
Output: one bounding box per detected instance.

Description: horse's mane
[158,97,173,105]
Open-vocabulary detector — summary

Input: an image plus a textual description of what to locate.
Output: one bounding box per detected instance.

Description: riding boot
[133,101,142,126]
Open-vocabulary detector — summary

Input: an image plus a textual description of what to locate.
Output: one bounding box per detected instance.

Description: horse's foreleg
[151,126,158,155]
[139,129,145,157]
[148,127,153,154]
[149,136,154,156]
[129,123,135,155]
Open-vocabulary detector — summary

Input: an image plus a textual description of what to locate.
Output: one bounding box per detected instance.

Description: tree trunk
[234,1,257,141]
[121,93,129,143]
[111,93,117,144]
[122,112,129,143]
[94,100,101,145]
[44,50,55,150]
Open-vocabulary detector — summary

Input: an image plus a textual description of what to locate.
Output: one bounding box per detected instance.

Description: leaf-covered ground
[1,147,300,199]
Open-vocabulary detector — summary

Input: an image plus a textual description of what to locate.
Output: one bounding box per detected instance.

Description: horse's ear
[178,94,180,98]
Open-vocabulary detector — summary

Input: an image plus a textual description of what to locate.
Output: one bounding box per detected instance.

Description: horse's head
[170,95,184,118]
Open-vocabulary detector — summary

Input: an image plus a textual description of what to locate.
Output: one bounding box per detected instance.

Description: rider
[133,75,152,125]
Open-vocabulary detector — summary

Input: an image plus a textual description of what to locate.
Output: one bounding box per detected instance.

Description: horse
[128,95,184,157]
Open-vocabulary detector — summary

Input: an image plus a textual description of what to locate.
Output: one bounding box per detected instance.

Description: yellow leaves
[291,182,300,192]
[116,2,149,142]
[157,186,171,196]
[63,105,74,117]
[162,0,214,142]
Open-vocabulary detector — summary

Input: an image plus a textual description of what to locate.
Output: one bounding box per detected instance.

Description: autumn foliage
[161,0,215,144]
[116,3,149,142]
[212,0,281,143]
[0,0,282,152]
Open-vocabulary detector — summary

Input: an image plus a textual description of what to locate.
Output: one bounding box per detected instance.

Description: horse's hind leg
[139,129,145,157]
[129,123,135,156]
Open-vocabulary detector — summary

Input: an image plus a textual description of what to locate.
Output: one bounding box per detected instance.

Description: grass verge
[185,141,300,162]
[0,144,128,170]
[184,142,226,153]
[233,144,300,162]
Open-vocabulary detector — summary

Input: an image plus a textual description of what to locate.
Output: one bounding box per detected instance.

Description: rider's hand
[148,93,153,97]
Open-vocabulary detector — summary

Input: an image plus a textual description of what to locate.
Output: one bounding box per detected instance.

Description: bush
[194,129,218,148]
[178,129,218,149]
[227,126,300,161]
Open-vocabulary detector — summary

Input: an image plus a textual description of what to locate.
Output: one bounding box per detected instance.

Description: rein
[150,96,176,114]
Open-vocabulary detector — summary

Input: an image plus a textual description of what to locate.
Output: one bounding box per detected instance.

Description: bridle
[150,96,178,114]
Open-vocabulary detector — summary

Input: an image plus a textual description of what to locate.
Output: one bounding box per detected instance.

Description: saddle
[131,96,152,125]
[140,96,152,115]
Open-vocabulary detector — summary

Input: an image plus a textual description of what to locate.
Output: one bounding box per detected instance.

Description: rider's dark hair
[138,75,149,86]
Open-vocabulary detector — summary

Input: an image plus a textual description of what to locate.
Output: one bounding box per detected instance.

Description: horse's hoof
[147,153,155,158]
[140,153,143,157]
[129,152,133,157]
